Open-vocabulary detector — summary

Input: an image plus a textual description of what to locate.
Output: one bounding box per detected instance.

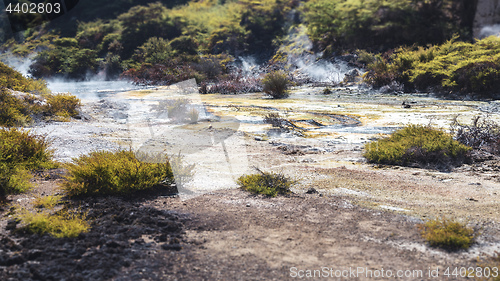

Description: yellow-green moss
[16,208,89,238]
[33,195,64,210]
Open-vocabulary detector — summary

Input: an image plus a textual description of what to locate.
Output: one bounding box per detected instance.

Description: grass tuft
[33,195,64,209]
[237,168,294,197]
[16,208,89,238]
[418,217,476,251]
[62,150,174,197]
[188,108,199,123]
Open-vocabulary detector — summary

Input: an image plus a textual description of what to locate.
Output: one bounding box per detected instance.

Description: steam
[479,24,500,38]
[279,25,353,83]
[47,80,145,101]
[293,57,350,83]
[238,56,261,77]
[1,54,34,76]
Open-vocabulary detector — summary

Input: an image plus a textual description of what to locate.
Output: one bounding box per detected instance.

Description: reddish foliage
[205,77,262,94]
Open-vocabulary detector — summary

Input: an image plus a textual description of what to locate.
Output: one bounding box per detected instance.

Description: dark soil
[0,196,185,281]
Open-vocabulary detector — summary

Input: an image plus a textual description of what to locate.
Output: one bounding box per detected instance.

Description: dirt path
[108,187,483,280]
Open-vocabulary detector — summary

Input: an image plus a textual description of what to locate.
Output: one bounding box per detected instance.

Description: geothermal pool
[34,79,500,198]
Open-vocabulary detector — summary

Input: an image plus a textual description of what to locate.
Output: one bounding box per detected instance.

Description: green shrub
[364,125,471,168]
[134,37,172,64]
[16,208,89,238]
[29,46,99,80]
[118,2,182,58]
[63,150,174,197]
[0,128,55,199]
[0,165,32,196]
[0,88,81,126]
[418,218,476,250]
[0,128,54,170]
[237,169,294,197]
[262,71,289,99]
[44,93,81,118]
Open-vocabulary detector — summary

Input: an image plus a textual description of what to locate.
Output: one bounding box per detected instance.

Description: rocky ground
[1,139,500,280]
[1,87,500,280]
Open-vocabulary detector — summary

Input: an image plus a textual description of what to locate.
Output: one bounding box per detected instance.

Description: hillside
[1,0,477,86]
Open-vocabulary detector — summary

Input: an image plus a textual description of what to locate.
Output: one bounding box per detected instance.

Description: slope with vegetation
[1,0,478,89]
[303,0,475,53]
[363,35,500,98]
[12,0,295,82]
[0,128,56,201]
[0,61,81,126]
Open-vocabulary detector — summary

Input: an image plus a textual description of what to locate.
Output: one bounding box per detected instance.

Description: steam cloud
[479,24,500,38]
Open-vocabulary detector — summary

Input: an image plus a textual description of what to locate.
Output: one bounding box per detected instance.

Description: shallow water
[47,80,148,101]
[40,80,500,197]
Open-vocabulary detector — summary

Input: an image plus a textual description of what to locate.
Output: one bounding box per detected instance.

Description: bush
[29,47,99,80]
[0,128,54,167]
[121,60,204,85]
[418,218,476,250]
[264,113,286,128]
[16,208,89,238]
[44,93,81,118]
[364,125,471,168]
[134,37,172,64]
[0,128,55,199]
[0,166,32,198]
[262,71,289,99]
[62,150,174,197]
[237,169,294,197]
